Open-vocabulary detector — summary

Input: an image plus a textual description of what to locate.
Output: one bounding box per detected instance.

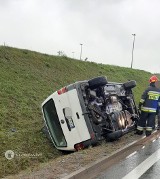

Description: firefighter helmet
[149,75,158,83]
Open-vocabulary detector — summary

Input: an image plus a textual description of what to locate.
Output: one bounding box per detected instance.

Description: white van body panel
[42,89,90,151]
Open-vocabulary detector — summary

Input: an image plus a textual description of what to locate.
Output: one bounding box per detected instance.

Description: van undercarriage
[81,77,139,142]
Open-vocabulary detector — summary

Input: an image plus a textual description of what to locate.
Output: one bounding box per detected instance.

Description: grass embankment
[0,46,152,177]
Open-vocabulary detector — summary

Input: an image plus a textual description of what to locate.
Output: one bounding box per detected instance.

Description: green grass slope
[0,46,152,177]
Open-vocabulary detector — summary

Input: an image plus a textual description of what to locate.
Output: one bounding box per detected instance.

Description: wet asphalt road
[96,137,160,179]
[139,159,160,179]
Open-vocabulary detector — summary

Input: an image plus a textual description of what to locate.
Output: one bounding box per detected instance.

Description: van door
[54,89,90,150]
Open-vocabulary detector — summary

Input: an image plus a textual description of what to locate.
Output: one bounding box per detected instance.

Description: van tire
[88,76,108,89]
[123,80,136,89]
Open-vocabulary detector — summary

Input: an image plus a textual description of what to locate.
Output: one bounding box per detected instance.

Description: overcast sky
[0,0,160,73]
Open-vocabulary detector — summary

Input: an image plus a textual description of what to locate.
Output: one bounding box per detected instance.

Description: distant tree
[57,51,67,57]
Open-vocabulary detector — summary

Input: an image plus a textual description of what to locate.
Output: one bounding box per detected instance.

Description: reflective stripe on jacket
[141,107,157,112]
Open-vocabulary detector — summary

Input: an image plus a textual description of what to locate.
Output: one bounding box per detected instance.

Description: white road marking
[126,151,137,159]
[142,146,145,149]
[152,139,156,143]
[122,148,160,179]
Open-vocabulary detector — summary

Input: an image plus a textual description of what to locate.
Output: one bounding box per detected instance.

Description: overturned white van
[42,76,139,151]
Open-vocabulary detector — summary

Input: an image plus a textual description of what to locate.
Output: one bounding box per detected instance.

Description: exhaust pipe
[106,125,135,141]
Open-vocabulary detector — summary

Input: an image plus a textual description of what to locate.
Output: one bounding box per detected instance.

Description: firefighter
[136,75,160,136]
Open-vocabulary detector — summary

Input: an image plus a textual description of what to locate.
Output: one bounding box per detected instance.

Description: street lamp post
[80,43,83,60]
[131,34,136,69]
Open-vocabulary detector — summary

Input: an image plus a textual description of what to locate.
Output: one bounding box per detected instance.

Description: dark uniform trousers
[137,111,156,136]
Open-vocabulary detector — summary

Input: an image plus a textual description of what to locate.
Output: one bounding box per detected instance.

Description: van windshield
[43,99,67,147]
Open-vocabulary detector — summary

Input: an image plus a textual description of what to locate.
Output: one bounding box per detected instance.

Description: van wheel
[123,80,136,89]
[88,76,108,89]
